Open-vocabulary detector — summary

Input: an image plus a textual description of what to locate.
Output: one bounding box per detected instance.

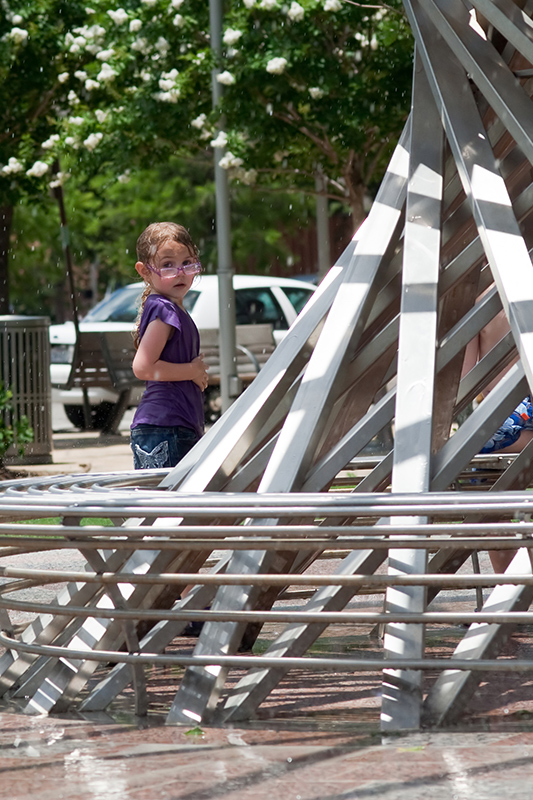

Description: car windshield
[283,286,315,315]
[84,287,200,322]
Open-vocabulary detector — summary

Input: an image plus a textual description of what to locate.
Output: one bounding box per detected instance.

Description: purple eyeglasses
[146,261,202,279]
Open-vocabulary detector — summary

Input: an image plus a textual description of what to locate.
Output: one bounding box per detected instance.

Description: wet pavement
[2,609,533,798]
[3,707,533,799]
[3,420,533,797]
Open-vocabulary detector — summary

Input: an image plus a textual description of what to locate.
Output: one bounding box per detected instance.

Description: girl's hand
[190,354,209,390]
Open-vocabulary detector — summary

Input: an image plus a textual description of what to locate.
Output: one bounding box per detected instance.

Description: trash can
[0,315,53,465]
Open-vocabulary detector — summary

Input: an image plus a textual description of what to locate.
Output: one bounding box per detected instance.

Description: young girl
[130,221,208,470]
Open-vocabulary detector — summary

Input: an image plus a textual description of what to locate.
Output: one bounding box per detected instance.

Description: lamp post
[209,0,240,414]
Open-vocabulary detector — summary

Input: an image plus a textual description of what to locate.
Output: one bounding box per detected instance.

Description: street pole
[315,168,331,281]
[209,0,240,413]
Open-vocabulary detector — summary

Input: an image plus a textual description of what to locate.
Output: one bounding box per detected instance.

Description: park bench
[52,329,143,435]
[201,323,276,384]
[201,323,276,423]
[54,324,276,431]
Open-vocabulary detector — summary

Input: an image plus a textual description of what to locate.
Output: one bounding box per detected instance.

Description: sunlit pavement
[3,398,533,797]
[3,706,533,799]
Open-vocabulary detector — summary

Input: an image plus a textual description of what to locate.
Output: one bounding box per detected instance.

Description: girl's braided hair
[133,222,199,348]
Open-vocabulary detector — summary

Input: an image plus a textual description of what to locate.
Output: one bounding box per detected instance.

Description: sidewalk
[2,708,533,800]
[11,405,136,477]
[23,429,135,476]
[3,414,533,797]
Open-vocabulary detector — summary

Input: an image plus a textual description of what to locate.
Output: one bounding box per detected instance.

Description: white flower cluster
[287,2,304,21]
[26,161,49,178]
[84,132,103,151]
[191,114,211,139]
[223,28,242,46]
[233,167,257,185]
[108,8,129,25]
[118,169,131,183]
[260,0,278,8]
[66,24,106,55]
[95,109,109,123]
[58,72,69,83]
[49,171,70,189]
[324,0,342,10]
[97,63,117,82]
[191,113,207,129]
[96,47,115,61]
[211,130,228,148]
[141,0,157,6]
[156,68,180,102]
[9,27,28,45]
[215,149,257,186]
[48,172,66,189]
[156,36,170,56]
[1,157,24,176]
[309,87,325,99]
[85,79,100,90]
[42,134,60,150]
[173,14,185,27]
[243,0,256,7]
[131,37,150,53]
[170,0,185,7]
[219,151,243,169]
[216,70,235,86]
[266,57,287,74]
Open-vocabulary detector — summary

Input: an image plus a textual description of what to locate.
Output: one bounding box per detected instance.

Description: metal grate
[0,316,52,464]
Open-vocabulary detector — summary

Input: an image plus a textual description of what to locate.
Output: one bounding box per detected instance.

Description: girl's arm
[133,318,208,388]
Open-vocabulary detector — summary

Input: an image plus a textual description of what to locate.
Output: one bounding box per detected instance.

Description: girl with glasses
[130,221,208,469]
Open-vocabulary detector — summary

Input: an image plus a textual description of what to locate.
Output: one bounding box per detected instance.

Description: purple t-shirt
[131,293,204,436]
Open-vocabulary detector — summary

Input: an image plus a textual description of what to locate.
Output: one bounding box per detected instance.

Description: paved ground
[10,397,136,477]
[3,701,533,799]
[2,401,533,798]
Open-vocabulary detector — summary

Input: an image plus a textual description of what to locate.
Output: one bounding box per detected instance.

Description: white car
[50,274,315,429]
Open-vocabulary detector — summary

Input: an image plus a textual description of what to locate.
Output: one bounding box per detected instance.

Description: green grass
[18,517,115,526]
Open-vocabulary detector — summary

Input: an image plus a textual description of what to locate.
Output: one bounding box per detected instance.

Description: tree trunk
[348,182,367,233]
[0,205,13,315]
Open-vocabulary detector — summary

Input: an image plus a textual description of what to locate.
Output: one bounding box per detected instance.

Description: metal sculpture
[1,0,533,731]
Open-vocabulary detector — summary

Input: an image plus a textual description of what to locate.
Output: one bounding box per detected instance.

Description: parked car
[50,274,315,429]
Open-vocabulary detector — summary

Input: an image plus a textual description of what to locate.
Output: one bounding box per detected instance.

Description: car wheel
[204,387,222,425]
[64,402,117,431]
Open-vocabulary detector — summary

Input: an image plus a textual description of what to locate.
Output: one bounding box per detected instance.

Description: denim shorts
[130,424,200,470]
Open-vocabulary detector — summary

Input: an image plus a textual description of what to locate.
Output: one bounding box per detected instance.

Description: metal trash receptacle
[0,315,53,465]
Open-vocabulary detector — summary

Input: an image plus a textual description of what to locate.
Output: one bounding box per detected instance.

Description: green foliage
[2,0,413,218]
[9,156,316,319]
[1,0,415,313]
[216,0,413,224]
[0,382,33,463]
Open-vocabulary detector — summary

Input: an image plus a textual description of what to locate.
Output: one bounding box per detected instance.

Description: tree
[213,0,413,229]
[2,0,413,314]
[9,157,316,319]
[0,0,90,312]
[21,0,412,234]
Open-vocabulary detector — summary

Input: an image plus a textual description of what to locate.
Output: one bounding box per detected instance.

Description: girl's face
[135,240,197,307]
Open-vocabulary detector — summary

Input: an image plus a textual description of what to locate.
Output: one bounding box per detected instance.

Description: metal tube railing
[0,478,532,720]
